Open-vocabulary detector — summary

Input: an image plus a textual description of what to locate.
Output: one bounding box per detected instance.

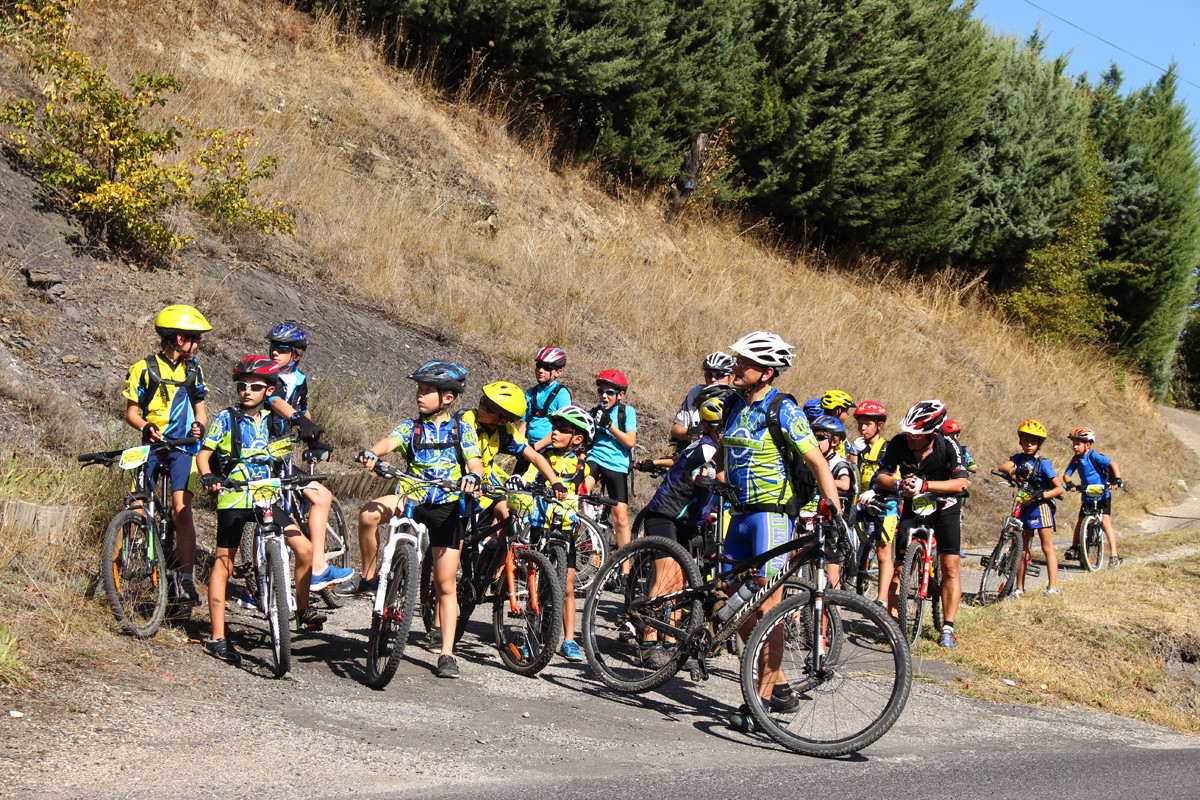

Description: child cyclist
[997,420,1064,596]
[588,370,637,569]
[820,390,855,457]
[197,356,326,665]
[849,401,899,609]
[1063,427,1123,567]
[263,322,353,591]
[340,361,484,679]
[519,346,572,451]
[638,396,724,669]
[511,405,597,662]
[122,304,211,609]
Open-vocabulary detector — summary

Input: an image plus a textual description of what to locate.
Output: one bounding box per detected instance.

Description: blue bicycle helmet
[268,322,308,350]
[409,361,468,394]
[812,414,847,439]
[803,397,824,422]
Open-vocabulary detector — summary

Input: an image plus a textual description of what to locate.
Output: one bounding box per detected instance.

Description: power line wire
[1016,0,1200,92]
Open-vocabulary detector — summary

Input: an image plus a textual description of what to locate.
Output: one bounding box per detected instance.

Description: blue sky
[967,0,1200,129]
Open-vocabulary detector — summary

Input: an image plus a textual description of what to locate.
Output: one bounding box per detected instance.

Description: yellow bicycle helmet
[821,389,854,412]
[1017,419,1048,439]
[482,380,527,421]
[155,305,212,337]
[699,397,724,425]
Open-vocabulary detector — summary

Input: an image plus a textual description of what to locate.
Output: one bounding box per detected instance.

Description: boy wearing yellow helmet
[121,304,212,609]
[997,419,1064,596]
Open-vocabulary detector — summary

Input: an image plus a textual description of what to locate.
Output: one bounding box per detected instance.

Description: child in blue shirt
[1063,427,1123,567]
[520,346,572,450]
[997,420,1064,595]
[588,369,637,561]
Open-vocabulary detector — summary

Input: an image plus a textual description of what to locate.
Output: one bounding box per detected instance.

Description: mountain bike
[850,490,895,598]
[537,493,619,594]
[79,437,199,638]
[222,472,326,677]
[896,491,969,647]
[572,496,614,595]
[581,498,911,758]
[977,470,1039,604]
[1064,480,1118,572]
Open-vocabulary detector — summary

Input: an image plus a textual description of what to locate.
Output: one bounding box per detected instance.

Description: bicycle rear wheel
[581,536,703,694]
[493,548,563,676]
[897,539,929,647]
[366,542,419,689]
[573,518,608,596]
[854,530,879,597]
[319,497,352,609]
[265,544,292,677]
[101,510,168,638]
[1081,516,1105,572]
[740,589,911,757]
[978,529,1019,605]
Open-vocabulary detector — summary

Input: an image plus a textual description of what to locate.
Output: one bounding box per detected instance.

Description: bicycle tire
[266,543,292,677]
[1081,515,1105,572]
[319,497,352,609]
[978,529,1019,605]
[573,517,608,596]
[581,536,704,694]
[100,509,168,638]
[493,548,564,676]
[548,540,570,593]
[365,542,419,689]
[740,589,912,757]
[930,555,943,632]
[897,539,928,647]
[854,530,878,597]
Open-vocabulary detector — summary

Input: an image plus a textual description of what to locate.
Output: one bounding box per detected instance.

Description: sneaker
[297,606,327,631]
[436,654,460,679]
[236,589,256,611]
[179,575,201,606]
[1108,556,1123,567]
[770,684,800,713]
[332,574,377,598]
[1043,587,1062,597]
[560,640,584,662]
[1064,547,1080,561]
[642,644,675,670]
[203,638,242,666]
[426,627,442,651]
[939,627,957,648]
[1011,588,1024,598]
[310,565,355,592]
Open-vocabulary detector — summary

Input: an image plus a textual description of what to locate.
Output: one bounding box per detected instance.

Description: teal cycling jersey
[721,387,818,508]
[388,414,482,505]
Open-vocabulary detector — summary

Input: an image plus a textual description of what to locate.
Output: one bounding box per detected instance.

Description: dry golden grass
[923,551,1200,732]
[50,0,1198,540]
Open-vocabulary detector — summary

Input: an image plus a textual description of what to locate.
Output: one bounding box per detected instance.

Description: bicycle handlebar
[78,437,199,466]
[221,473,329,490]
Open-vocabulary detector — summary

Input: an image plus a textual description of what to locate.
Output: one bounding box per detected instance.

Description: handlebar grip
[582,495,619,507]
[990,469,1010,479]
[160,436,199,448]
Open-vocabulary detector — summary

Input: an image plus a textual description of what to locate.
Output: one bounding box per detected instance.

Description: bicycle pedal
[1025,565,1042,577]
[979,556,990,567]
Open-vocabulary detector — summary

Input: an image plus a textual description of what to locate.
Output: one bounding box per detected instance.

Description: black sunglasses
[535,361,560,371]
[269,343,295,353]
[552,423,580,434]
[814,434,831,441]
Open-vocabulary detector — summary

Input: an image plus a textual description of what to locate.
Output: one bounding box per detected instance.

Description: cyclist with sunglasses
[261,323,353,592]
[588,369,637,563]
[122,304,212,609]
[669,352,735,448]
[518,346,573,452]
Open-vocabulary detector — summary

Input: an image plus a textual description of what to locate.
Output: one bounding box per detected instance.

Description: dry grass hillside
[21,0,1200,535]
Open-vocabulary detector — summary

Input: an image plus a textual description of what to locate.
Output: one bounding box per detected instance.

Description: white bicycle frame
[373,495,430,616]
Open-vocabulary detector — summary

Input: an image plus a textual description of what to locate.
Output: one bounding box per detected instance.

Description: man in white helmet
[720,331,844,721]
[669,352,736,448]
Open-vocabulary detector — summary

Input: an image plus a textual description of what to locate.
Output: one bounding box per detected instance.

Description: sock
[942,623,954,633]
[181,571,193,581]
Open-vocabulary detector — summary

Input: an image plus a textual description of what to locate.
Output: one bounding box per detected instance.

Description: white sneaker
[1011,589,1024,598]
[1043,587,1061,597]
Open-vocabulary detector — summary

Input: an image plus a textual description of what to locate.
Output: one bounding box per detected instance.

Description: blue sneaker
[560,640,584,662]
[310,564,355,592]
[236,589,256,611]
[939,627,957,648]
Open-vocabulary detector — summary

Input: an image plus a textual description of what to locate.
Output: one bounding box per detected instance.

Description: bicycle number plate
[912,496,937,515]
[268,437,293,458]
[1086,485,1105,497]
[118,445,151,470]
[247,478,282,503]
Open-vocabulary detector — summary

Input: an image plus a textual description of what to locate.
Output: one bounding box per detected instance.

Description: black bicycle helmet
[408,361,468,394]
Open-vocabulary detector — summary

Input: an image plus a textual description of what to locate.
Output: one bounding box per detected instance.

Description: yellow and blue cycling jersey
[461,409,528,487]
[387,414,482,505]
[721,388,818,509]
[202,407,274,511]
[515,448,590,530]
[123,353,208,445]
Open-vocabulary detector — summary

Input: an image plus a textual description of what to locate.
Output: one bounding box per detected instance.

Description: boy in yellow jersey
[848,400,899,609]
[122,304,212,608]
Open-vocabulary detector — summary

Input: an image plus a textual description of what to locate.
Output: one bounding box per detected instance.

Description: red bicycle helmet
[853,400,888,419]
[941,418,962,435]
[596,369,629,390]
[535,346,567,368]
[233,355,279,380]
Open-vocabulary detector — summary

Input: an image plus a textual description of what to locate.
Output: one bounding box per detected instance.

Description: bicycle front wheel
[366,542,419,688]
[319,497,352,609]
[978,529,1019,605]
[854,529,879,597]
[1081,516,1105,572]
[581,536,703,694]
[493,548,564,676]
[897,539,929,647]
[101,510,168,638]
[740,589,911,757]
[573,518,608,596]
[266,544,292,678]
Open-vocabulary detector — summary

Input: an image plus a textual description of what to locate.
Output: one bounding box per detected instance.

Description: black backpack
[529,384,569,419]
[408,410,469,468]
[764,392,818,517]
[138,353,199,418]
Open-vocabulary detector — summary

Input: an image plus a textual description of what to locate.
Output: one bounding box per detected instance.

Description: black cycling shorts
[1077,496,1112,518]
[215,504,289,550]
[897,502,963,558]
[587,462,629,504]
[415,502,466,550]
[642,513,701,548]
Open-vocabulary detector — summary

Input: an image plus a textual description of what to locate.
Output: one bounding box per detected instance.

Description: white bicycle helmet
[549,404,596,443]
[899,400,947,435]
[702,352,736,376]
[729,331,794,373]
